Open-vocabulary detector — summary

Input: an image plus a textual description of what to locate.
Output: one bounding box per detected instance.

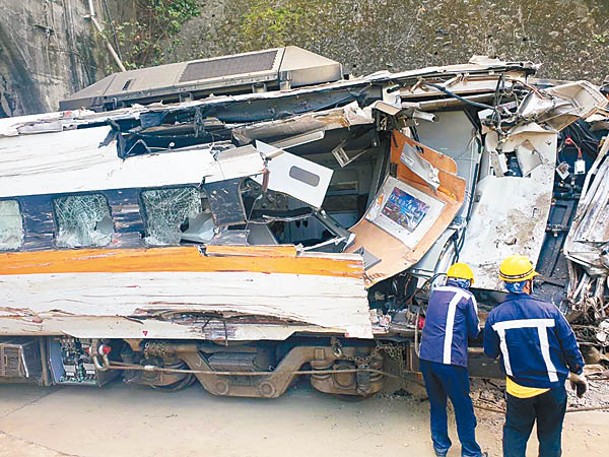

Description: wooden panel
[0,245,364,278]
[347,130,466,286]
[391,132,458,174]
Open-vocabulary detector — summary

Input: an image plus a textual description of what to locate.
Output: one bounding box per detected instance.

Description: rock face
[1,0,608,116]
[0,0,109,116]
[173,0,609,83]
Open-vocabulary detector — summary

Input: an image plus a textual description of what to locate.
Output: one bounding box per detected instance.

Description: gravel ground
[470,376,609,413]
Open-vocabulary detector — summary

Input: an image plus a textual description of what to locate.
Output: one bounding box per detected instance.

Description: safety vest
[483,294,584,389]
[419,283,480,368]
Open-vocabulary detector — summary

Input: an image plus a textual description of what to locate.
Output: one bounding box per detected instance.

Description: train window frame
[0,199,24,251]
[139,185,205,247]
[52,193,115,249]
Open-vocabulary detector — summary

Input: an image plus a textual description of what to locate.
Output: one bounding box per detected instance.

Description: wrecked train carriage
[562,110,609,357]
[0,47,606,396]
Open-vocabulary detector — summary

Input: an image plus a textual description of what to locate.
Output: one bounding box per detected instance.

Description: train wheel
[149,373,196,393]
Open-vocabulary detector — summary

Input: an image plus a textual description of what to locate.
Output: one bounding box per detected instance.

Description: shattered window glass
[53,194,114,248]
[0,200,24,250]
[141,187,202,246]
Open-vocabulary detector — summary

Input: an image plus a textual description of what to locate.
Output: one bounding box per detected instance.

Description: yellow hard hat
[446,262,475,284]
[499,255,539,283]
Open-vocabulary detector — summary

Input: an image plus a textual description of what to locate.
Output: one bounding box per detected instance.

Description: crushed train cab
[0,47,607,397]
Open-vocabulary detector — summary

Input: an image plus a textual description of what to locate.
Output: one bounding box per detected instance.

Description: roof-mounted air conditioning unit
[60,46,344,111]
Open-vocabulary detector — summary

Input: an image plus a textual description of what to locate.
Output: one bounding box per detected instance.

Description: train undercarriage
[0,336,422,398]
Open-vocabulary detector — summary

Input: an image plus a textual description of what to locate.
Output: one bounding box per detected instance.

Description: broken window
[0,200,24,250]
[141,187,203,246]
[53,194,114,248]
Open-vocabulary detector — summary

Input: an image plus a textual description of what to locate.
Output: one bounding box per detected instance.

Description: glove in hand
[569,372,588,398]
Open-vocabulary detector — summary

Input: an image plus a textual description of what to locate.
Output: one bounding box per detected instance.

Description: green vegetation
[239,1,320,50]
[112,0,201,69]
[592,31,609,45]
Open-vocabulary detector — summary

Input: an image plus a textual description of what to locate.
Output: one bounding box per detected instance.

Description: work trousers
[503,386,567,457]
[420,359,483,457]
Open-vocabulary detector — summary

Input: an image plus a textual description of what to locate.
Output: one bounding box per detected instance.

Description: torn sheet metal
[488,123,556,177]
[573,194,609,245]
[231,101,373,145]
[254,141,333,208]
[518,81,607,131]
[208,229,250,246]
[398,140,441,190]
[370,100,402,116]
[564,139,609,274]
[0,124,266,200]
[586,111,609,132]
[0,54,537,142]
[0,126,214,198]
[180,212,216,244]
[205,144,266,183]
[458,124,558,290]
[514,140,543,177]
[0,109,97,137]
[0,315,363,342]
[401,73,523,101]
[346,131,465,286]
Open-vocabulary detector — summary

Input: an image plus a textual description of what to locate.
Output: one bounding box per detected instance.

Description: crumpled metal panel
[573,166,609,244]
[458,125,557,291]
[518,81,608,131]
[231,101,373,145]
[564,139,609,274]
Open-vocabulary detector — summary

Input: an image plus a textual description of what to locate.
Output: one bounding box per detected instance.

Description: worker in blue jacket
[484,255,587,457]
[419,262,485,457]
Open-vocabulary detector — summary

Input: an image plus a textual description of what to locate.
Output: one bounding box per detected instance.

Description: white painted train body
[0,47,606,397]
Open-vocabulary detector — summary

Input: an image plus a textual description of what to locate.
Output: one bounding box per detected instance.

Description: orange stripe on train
[0,245,364,278]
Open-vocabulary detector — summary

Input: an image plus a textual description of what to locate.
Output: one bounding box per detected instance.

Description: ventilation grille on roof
[179,50,279,83]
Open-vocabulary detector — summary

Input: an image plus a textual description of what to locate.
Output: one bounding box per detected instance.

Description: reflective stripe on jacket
[483,294,585,389]
[419,282,480,368]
